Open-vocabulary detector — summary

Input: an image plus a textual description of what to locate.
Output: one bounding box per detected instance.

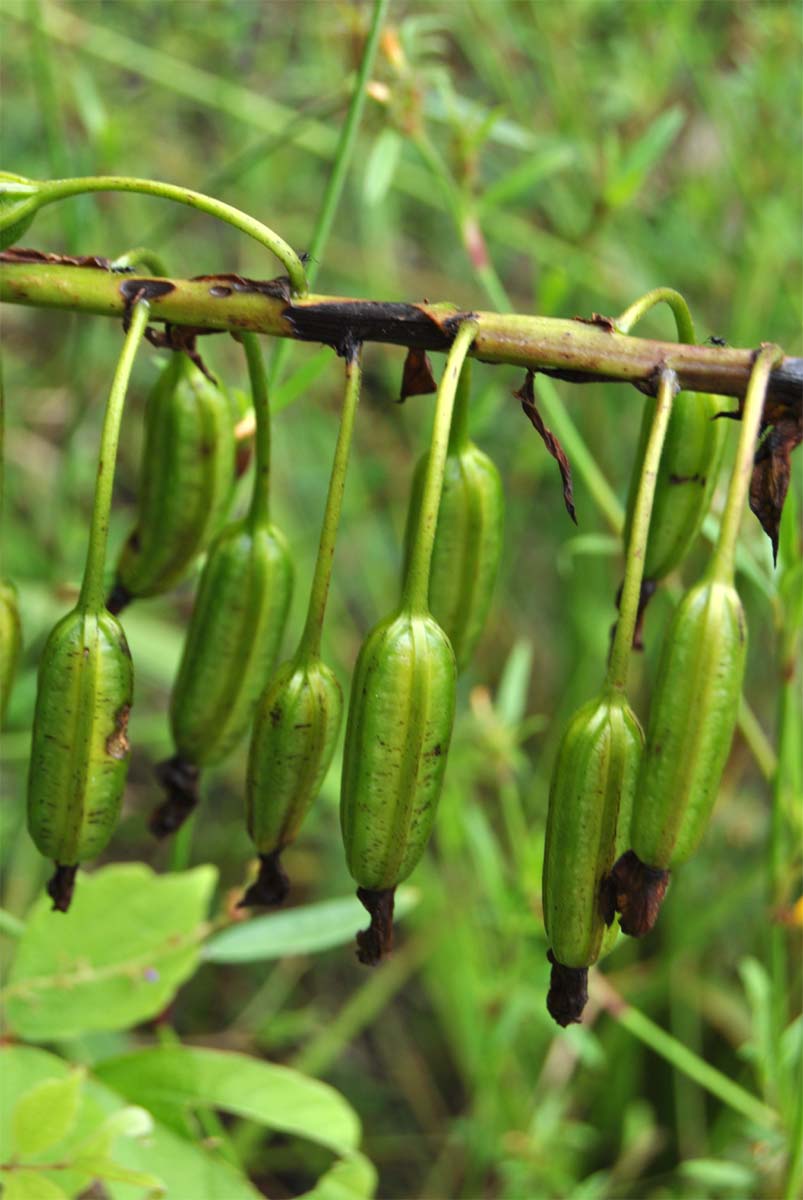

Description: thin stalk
[169,811,196,874]
[784,1087,803,1200]
[708,344,784,584]
[738,694,779,783]
[615,287,696,345]
[447,360,472,453]
[593,975,778,1129]
[0,908,25,939]
[268,0,388,386]
[37,176,308,296]
[606,369,677,691]
[110,247,170,277]
[240,334,272,529]
[297,346,363,661]
[402,320,479,613]
[77,301,149,613]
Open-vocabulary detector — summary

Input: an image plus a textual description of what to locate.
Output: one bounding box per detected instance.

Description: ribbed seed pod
[611,579,747,937]
[402,441,503,671]
[624,390,723,586]
[25,301,148,912]
[150,334,293,836]
[341,609,456,960]
[542,692,643,1025]
[27,609,133,909]
[0,580,22,724]
[243,657,343,905]
[151,514,293,836]
[340,322,478,965]
[109,353,236,611]
[241,349,363,907]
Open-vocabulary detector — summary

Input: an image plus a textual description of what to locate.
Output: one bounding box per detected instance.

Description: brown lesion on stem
[47,863,78,913]
[355,886,395,965]
[546,949,589,1026]
[611,578,658,654]
[150,755,200,837]
[606,849,670,937]
[237,850,290,909]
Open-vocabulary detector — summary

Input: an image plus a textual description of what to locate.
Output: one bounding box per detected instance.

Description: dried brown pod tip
[607,849,670,938]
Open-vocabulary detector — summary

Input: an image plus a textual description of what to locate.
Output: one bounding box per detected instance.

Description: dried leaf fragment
[515,370,577,523]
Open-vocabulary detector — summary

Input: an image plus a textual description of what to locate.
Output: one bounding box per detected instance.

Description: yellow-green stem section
[709,344,783,585]
[39,175,308,296]
[615,287,696,346]
[402,320,479,614]
[606,368,677,692]
[297,348,363,661]
[240,333,272,529]
[78,301,149,612]
[447,359,472,454]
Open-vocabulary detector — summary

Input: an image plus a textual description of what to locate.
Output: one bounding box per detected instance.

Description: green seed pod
[109,353,236,611]
[27,608,133,911]
[340,324,478,964]
[402,440,503,671]
[611,579,747,938]
[151,517,293,835]
[0,172,43,250]
[242,656,343,905]
[341,610,456,961]
[624,390,724,586]
[542,691,643,1025]
[0,580,22,725]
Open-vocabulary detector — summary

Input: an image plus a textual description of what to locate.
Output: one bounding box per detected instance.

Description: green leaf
[202,886,419,964]
[75,1104,154,1160]
[604,106,684,209]
[300,1150,378,1200]
[1,1045,262,1200]
[0,1172,69,1200]
[363,127,403,207]
[679,1157,757,1189]
[71,1153,165,1194]
[479,143,575,212]
[10,1069,84,1158]
[95,1046,362,1156]
[3,863,217,1039]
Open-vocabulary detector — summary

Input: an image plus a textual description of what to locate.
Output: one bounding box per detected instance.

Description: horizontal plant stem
[2,261,799,407]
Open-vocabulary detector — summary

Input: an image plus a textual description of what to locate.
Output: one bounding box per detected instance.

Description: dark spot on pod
[608,849,670,938]
[209,285,232,297]
[47,863,78,913]
[355,886,395,966]
[546,949,588,1026]
[150,755,200,837]
[106,705,131,760]
[119,278,175,303]
[669,472,705,486]
[270,706,282,727]
[237,850,290,908]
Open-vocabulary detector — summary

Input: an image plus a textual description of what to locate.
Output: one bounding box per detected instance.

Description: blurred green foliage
[1,1,801,1198]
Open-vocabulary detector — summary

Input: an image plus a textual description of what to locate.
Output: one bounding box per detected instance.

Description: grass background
[1,1,801,1197]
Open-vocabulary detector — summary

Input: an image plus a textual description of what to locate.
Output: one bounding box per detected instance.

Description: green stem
[240,334,272,529]
[784,1087,803,1200]
[738,694,779,783]
[594,976,777,1129]
[708,344,784,584]
[297,346,363,661]
[38,175,308,296]
[169,811,196,874]
[0,908,25,939]
[268,0,388,386]
[447,359,472,453]
[78,301,149,613]
[615,286,696,345]
[304,0,388,285]
[110,247,170,277]
[606,368,677,691]
[402,320,479,614]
